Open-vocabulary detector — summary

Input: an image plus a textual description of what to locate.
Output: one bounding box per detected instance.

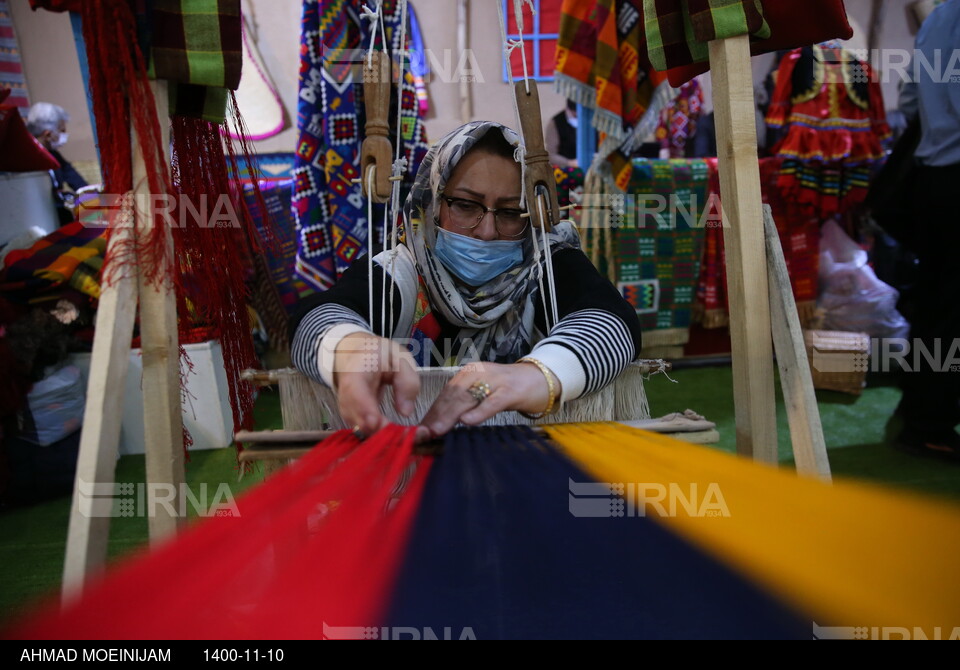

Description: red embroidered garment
[766,44,890,218]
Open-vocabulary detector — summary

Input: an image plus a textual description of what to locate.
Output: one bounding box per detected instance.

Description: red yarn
[8,425,428,640]
[78,2,277,451]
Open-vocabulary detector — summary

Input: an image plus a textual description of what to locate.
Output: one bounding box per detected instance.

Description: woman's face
[439,150,523,241]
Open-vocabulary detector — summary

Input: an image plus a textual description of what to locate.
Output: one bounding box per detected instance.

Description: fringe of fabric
[82,0,174,289]
[169,112,260,443]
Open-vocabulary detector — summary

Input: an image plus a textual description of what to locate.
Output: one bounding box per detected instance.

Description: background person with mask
[25,102,88,225]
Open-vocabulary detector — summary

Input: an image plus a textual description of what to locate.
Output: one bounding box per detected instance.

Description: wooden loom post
[61,215,138,600]
[707,35,778,464]
[62,80,183,598]
[136,80,185,543]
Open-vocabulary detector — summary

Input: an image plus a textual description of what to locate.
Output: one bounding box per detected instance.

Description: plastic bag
[18,364,85,446]
[818,219,910,339]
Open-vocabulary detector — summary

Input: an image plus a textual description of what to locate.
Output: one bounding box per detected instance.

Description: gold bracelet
[517,357,558,419]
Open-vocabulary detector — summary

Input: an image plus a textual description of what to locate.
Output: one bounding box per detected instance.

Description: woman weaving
[291,121,642,441]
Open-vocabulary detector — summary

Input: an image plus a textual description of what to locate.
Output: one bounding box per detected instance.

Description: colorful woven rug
[294,0,429,290]
[611,159,711,348]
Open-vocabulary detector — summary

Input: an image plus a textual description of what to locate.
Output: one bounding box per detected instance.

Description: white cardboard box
[69,340,235,455]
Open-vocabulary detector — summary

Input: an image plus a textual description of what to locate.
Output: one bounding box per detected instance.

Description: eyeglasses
[440,195,529,239]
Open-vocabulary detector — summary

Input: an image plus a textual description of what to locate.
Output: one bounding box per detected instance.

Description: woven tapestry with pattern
[243,179,318,351]
[695,157,821,329]
[295,0,429,290]
[614,159,711,350]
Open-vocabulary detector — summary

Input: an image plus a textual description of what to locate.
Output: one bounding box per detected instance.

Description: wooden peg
[361,51,393,203]
[514,80,561,232]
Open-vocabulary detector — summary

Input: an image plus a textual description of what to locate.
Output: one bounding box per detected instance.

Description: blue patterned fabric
[294,0,429,290]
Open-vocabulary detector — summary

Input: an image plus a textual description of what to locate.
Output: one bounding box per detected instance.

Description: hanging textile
[407,2,430,116]
[652,0,855,87]
[655,77,704,158]
[766,43,890,219]
[29,0,270,441]
[157,0,266,438]
[9,424,960,639]
[294,0,429,291]
[150,0,243,122]
[611,159,711,349]
[643,0,769,72]
[694,157,822,328]
[554,0,662,140]
[0,0,30,109]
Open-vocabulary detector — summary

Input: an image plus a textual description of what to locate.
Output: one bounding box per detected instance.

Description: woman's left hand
[418,360,559,440]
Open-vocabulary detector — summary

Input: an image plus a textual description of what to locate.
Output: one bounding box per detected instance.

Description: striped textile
[532,309,634,395]
[151,0,242,90]
[0,222,106,305]
[0,0,29,109]
[554,0,660,139]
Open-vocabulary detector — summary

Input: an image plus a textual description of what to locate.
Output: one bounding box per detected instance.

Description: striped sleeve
[290,304,372,386]
[530,309,636,400]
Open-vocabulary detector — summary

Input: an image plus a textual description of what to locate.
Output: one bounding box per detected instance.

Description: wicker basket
[803,329,871,395]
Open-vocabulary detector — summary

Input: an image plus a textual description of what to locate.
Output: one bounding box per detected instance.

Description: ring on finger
[467,380,492,404]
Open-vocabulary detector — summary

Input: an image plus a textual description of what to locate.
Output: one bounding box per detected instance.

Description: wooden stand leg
[708,35,778,464]
[764,207,832,481]
[135,81,185,542]
[61,216,139,601]
[62,79,185,598]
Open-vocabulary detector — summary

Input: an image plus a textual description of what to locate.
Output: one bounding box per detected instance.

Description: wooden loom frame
[61,8,831,598]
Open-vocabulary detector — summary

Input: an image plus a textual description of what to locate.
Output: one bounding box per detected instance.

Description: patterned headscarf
[397,121,581,363]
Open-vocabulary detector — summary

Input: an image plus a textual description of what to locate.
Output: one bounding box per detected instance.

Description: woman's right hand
[332,332,423,439]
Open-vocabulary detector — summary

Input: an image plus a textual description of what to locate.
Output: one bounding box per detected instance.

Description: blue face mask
[433,227,525,286]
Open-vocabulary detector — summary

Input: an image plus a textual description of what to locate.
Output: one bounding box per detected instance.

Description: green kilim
[615,158,710,336]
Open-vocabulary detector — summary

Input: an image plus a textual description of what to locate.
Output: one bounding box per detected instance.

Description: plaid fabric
[661,0,854,86]
[168,83,228,123]
[150,0,242,121]
[555,0,660,139]
[151,0,242,90]
[0,222,106,305]
[614,159,710,341]
[643,0,769,71]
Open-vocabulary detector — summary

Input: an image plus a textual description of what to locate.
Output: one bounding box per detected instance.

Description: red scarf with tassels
[32,0,272,452]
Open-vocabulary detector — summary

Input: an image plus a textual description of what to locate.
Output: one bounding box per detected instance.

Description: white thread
[529,206,550,331]
[385,0,410,340]
[535,190,560,327]
[366,164,377,328]
[496,0,528,209]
